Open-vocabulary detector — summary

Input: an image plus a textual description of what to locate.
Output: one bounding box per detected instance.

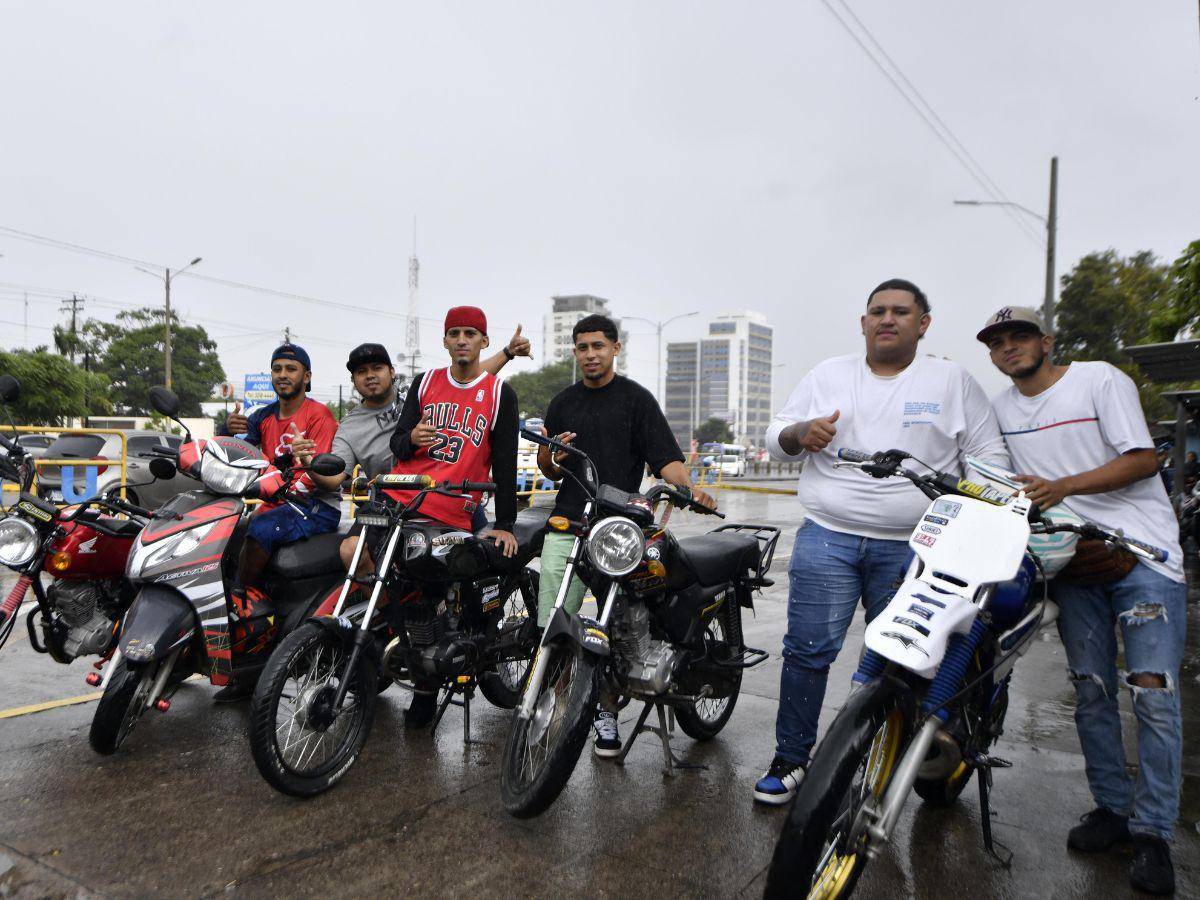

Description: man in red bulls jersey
[380,306,520,726]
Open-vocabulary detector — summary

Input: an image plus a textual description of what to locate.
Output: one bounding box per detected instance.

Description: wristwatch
[502,346,515,361]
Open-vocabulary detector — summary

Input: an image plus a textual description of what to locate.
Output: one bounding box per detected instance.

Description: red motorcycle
[0,375,155,666]
[88,387,356,755]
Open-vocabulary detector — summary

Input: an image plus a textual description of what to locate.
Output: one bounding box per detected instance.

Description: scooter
[88,386,355,755]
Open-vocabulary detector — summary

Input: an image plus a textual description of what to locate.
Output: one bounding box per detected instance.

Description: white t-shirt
[991,361,1183,583]
[766,353,1010,539]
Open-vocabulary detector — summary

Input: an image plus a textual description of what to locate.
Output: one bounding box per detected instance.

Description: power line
[820,0,1045,249]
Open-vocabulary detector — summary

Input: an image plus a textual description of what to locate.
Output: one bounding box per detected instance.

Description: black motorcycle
[499,429,778,817]
[248,472,544,797]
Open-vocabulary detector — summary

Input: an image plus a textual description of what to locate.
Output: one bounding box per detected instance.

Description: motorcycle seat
[674,532,760,587]
[266,531,345,579]
[477,507,552,554]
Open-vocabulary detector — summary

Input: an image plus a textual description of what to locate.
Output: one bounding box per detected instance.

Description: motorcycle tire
[675,600,743,741]
[89,659,156,755]
[764,678,911,900]
[249,621,378,799]
[480,569,540,709]
[500,639,598,818]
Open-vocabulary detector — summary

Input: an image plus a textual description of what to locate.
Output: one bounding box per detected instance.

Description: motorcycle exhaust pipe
[916,728,963,781]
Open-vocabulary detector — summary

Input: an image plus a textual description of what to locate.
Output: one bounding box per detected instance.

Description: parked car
[16,433,54,459]
[36,430,190,509]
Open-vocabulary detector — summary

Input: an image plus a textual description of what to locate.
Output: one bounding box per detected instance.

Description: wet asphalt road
[1,487,1198,899]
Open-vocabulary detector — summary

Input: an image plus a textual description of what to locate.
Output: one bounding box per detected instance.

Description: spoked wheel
[480,569,540,709]
[675,602,743,740]
[89,659,156,755]
[500,639,597,818]
[249,621,378,798]
[765,681,910,900]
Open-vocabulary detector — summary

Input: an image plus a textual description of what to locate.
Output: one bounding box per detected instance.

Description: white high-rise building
[665,310,773,449]
[543,295,628,373]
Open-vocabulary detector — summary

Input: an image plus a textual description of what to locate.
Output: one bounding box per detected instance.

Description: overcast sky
[2,2,1197,413]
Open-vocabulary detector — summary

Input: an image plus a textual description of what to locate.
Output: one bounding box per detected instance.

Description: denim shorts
[247,500,340,555]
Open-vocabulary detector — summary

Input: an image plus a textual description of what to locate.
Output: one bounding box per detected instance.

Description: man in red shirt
[220,343,339,698]
[376,306,520,724]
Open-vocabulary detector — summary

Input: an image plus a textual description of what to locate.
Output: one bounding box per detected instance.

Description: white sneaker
[593,708,621,758]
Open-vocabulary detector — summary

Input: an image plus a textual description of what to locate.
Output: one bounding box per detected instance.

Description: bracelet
[503,346,515,360]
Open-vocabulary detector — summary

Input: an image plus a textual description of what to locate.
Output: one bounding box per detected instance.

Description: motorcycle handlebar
[520,427,585,459]
[648,483,725,519]
[836,448,872,463]
[447,481,496,493]
[1033,521,1169,563]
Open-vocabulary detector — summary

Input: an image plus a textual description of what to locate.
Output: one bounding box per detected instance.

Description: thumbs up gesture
[288,421,317,466]
[412,408,438,448]
[800,409,840,453]
[226,400,248,436]
[507,324,532,360]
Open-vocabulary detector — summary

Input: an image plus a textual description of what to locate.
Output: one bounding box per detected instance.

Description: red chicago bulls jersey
[385,367,501,529]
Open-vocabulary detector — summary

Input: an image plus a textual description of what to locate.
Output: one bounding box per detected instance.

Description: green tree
[0,348,111,425]
[506,358,575,419]
[694,417,733,444]
[1146,240,1200,342]
[91,309,225,416]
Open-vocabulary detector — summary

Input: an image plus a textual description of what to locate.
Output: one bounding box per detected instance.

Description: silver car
[36,430,192,510]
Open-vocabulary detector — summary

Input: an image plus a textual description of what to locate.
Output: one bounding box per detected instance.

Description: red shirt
[384,368,501,530]
[251,398,339,506]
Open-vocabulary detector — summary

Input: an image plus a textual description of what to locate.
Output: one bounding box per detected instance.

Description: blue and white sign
[243,373,274,415]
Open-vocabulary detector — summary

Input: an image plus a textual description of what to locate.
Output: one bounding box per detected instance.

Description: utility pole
[1043,156,1059,333]
[23,292,28,349]
[624,311,698,406]
[58,294,84,363]
[283,326,292,344]
[338,384,344,419]
[135,256,202,391]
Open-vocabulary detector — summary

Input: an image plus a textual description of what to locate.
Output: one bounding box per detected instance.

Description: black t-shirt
[544,375,685,520]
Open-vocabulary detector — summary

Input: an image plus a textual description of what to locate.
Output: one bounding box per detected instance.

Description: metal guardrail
[1,426,129,505]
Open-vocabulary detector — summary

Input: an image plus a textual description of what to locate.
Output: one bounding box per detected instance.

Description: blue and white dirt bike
[764,448,1168,900]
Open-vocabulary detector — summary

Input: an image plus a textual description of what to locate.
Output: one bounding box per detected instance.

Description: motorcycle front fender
[119,586,196,663]
[543,605,610,659]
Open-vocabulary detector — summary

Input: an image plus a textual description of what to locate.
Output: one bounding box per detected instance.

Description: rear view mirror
[148,386,181,418]
[0,375,20,404]
[148,458,177,481]
[309,453,346,477]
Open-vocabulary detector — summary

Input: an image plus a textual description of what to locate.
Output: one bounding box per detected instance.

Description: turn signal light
[48,551,72,573]
[548,516,570,532]
[647,561,667,579]
[84,672,101,687]
[155,699,171,712]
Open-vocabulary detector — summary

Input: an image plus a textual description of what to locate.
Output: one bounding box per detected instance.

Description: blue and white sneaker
[593,708,621,758]
[754,756,805,805]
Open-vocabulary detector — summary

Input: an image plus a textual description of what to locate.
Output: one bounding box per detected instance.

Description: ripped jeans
[1053,562,1187,842]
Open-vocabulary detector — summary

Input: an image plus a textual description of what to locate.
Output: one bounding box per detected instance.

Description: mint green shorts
[537,531,589,626]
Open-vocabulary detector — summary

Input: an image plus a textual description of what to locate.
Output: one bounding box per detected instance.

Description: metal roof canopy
[1125,340,1200,383]
[1159,389,1200,414]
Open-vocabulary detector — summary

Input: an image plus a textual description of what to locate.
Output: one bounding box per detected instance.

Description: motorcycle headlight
[0,516,39,567]
[585,516,645,577]
[200,454,259,495]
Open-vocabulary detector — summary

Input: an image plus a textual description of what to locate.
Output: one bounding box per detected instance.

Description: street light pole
[624,311,698,406]
[136,257,202,390]
[953,155,1059,329]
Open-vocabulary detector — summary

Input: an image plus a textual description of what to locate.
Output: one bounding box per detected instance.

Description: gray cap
[976,306,1048,343]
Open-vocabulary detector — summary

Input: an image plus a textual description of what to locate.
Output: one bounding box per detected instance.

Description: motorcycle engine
[611,600,680,695]
[45,580,119,660]
[402,595,479,679]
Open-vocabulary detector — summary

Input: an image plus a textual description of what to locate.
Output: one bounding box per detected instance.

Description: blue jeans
[247,500,340,555]
[1053,563,1187,842]
[775,519,913,765]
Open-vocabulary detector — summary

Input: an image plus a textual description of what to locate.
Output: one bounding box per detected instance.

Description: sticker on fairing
[920,524,941,535]
[892,616,931,637]
[923,514,949,526]
[907,604,934,620]
[932,499,961,518]
[913,533,936,547]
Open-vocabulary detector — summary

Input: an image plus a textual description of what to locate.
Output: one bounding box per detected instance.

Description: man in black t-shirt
[537,313,716,757]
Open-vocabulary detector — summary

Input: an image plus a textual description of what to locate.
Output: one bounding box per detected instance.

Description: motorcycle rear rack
[712,523,780,584]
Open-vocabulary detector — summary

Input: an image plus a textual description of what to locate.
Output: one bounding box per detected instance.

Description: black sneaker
[753,755,806,805]
[212,680,255,703]
[1130,835,1174,895]
[404,692,437,729]
[593,708,621,758]
[1067,807,1131,853]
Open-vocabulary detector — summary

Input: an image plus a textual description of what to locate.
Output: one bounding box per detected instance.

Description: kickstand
[975,756,1013,868]
[430,679,487,746]
[615,700,706,776]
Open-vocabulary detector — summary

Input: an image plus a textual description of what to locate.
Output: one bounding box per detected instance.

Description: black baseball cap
[346,343,393,372]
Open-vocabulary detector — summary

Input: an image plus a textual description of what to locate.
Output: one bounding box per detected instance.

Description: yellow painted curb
[710,483,796,496]
[0,691,103,719]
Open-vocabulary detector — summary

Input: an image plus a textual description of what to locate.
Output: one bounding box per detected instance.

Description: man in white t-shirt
[979,306,1183,896]
[753,279,1009,805]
